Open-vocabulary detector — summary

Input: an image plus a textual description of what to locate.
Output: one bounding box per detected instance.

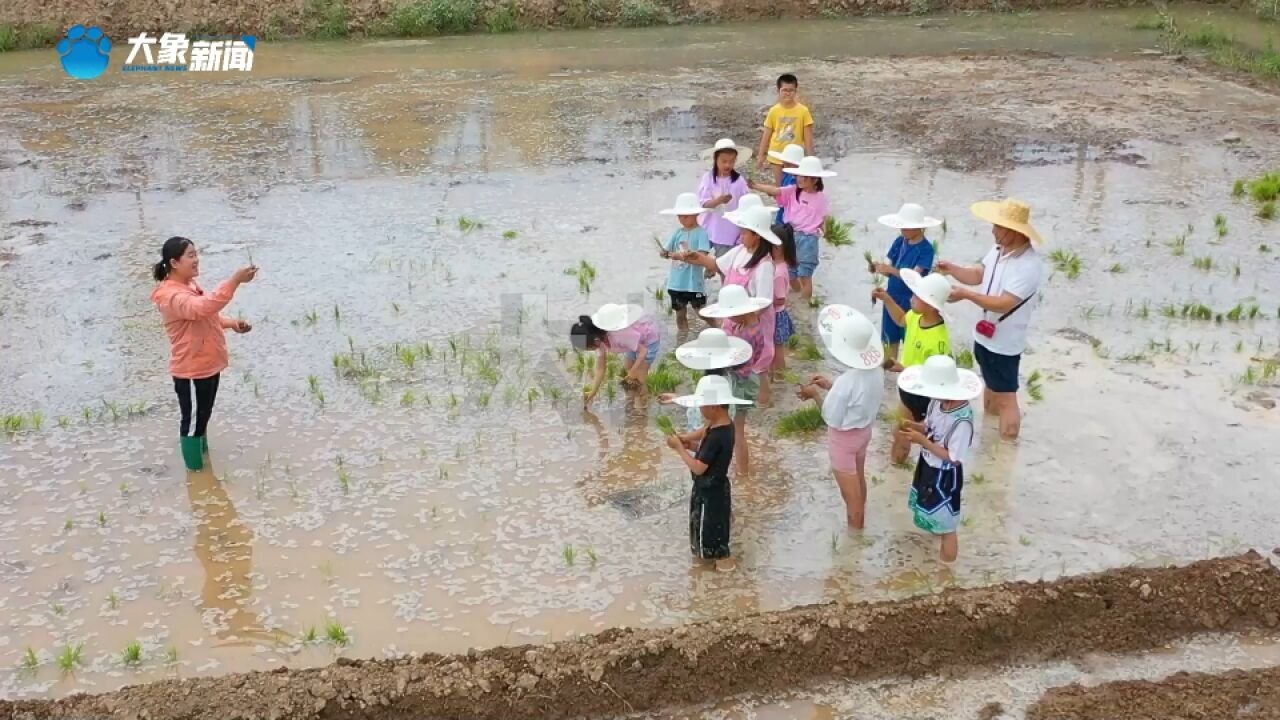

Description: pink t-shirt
[772,261,789,309]
[722,316,773,376]
[778,185,828,234]
[605,313,659,353]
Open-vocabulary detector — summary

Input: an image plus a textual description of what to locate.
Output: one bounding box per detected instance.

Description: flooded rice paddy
[2,4,1279,713]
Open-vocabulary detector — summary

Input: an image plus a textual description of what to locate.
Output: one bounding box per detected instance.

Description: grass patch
[1260,200,1277,220]
[1131,14,1168,30]
[303,0,350,39]
[325,619,350,646]
[376,0,479,36]
[1214,213,1229,237]
[775,406,825,436]
[122,640,142,666]
[1049,249,1083,280]
[645,356,683,394]
[787,333,824,361]
[823,216,853,246]
[619,0,671,27]
[485,2,519,32]
[1164,21,1280,81]
[0,23,57,52]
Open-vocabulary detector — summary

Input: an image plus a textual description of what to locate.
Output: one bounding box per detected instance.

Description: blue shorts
[790,231,820,278]
[625,340,660,365]
[882,305,906,344]
[974,342,1020,393]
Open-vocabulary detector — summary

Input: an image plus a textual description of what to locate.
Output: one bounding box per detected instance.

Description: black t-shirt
[695,422,735,480]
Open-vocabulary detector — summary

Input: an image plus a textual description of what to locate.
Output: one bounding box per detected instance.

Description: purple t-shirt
[777,185,828,234]
[605,313,659,353]
[697,171,750,247]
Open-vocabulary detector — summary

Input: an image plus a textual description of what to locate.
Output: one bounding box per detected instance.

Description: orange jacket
[150,278,239,379]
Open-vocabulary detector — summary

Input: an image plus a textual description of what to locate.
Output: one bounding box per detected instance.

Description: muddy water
[2,3,1279,708]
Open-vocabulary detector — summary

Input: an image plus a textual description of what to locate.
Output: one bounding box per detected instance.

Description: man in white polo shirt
[936,198,1044,440]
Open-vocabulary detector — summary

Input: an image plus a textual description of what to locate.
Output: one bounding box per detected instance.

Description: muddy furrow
[3,552,1279,720]
[1027,665,1280,719]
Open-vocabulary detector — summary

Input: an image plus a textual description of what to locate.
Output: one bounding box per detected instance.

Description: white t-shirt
[716,245,775,302]
[922,400,975,469]
[973,245,1042,356]
[821,367,885,430]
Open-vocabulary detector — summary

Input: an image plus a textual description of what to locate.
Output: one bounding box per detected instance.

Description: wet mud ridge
[3,552,1278,720]
[1028,666,1280,720]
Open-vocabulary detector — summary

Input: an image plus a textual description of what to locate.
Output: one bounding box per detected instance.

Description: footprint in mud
[56,24,113,80]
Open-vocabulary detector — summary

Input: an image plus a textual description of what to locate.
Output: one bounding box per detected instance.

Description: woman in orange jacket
[151,236,257,471]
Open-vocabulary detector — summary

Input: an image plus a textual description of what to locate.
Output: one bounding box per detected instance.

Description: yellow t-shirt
[763,102,814,161]
[901,311,951,368]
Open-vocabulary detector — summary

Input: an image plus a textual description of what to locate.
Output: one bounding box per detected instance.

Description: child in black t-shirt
[666,375,751,571]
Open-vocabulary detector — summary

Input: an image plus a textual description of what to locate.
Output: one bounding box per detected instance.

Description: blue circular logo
[56,24,112,79]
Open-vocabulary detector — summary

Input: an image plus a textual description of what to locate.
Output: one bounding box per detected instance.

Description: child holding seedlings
[661,328,754,435]
[767,144,803,224]
[768,222,799,405]
[150,236,257,472]
[757,74,815,185]
[666,374,752,570]
[571,304,660,406]
[895,355,983,562]
[699,284,773,478]
[872,203,942,360]
[675,204,780,344]
[697,138,753,258]
[658,192,713,331]
[750,156,836,302]
[800,306,885,529]
[872,269,954,464]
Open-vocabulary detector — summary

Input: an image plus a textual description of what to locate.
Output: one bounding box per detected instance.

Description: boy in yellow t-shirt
[873,268,954,464]
[757,73,814,184]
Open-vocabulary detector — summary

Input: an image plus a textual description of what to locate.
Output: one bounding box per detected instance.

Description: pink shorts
[828,425,872,474]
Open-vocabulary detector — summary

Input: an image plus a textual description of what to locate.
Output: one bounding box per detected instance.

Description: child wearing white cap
[697,138,753,258]
[658,193,713,332]
[894,355,984,562]
[870,203,942,361]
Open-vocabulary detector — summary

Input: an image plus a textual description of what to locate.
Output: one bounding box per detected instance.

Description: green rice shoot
[655,415,676,436]
[823,216,853,246]
[775,406,825,436]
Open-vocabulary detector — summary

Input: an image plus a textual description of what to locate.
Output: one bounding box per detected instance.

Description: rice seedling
[561,543,577,566]
[545,386,563,404]
[870,474,885,486]
[954,347,975,369]
[63,518,73,532]
[51,602,65,615]
[604,380,618,403]
[56,643,83,672]
[1182,302,1214,321]
[1260,201,1277,220]
[1170,234,1187,256]
[332,303,341,323]
[2,414,22,434]
[1105,263,1125,273]
[325,619,350,646]
[1192,255,1214,271]
[863,249,876,272]
[398,346,418,370]
[645,359,683,394]
[503,385,519,406]
[477,391,491,408]
[308,374,320,393]
[775,406,825,436]
[1248,304,1261,319]
[303,625,318,643]
[1261,244,1272,253]
[107,590,120,610]
[652,285,666,303]
[458,215,484,232]
[1026,370,1044,402]
[1215,213,1229,237]
[526,387,540,409]
[823,216,853,246]
[21,647,38,670]
[1233,178,1247,197]
[970,473,987,486]
[1238,365,1258,385]
[165,646,179,664]
[97,511,106,527]
[555,347,569,363]
[586,547,598,567]
[1049,249,1083,279]
[400,389,415,407]
[1234,261,1241,277]
[305,309,319,326]
[1247,171,1280,204]
[1235,340,1245,353]
[502,230,518,239]
[474,355,500,386]
[313,389,326,408]
[788,334,824,361]
[28,410,43,430]
[655,415,676,436]
[82,406,93,423]
[1019,534,1033,546]
[448,392,459,410]
[1090,337,1109,358]
[1136,301,1151,319]
[122,640,142,665]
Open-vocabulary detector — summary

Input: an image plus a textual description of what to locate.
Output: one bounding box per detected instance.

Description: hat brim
[971,201,1044,244]
[877,213,943,230]
[901,269,948,312]
[675,339,753,370]
[658,206,711,216]
[674,392,752,407]
[817,304,885,370]
[699,146,753,163]
[784,168,837,178]
[591,304,647,332]
[698,296,773,319]
[767,149,802,165]
[724,211,782,245]
[897,364,984,401]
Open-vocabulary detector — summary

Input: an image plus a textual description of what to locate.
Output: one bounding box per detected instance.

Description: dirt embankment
[0,0,1219,45]
[1028,666,1280,720]
[2,552,1278,720]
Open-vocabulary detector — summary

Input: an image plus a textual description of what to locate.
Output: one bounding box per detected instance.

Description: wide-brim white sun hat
[817,304,884,370]
[590,303,647,332]
[735,194,776,213]
[660,192,712,216]
[699,138,753,164]
[724,205,782,245]
[675,328,753,370]
[900,269,953,312]
[674,374,752,408]
[783,156,837,178]
[699,284,772,320]
[767,143,805,166]
[897,355,984,402]
[878,203,943,230]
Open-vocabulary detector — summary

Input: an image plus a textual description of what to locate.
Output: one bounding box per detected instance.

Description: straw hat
[970,197,1043,244]
[783,156,837,178]
[900,269,952,312]
[767,143,805,166]
[735,194,776,213]
[724,205,782,245]
[817,304,884,370]
[699,284,771,319]
[675,328,753,370]
[590,303,646,332]
[878,203,942,230]
[700,138,753,163]
[659,192,711,216]
[674,374,752,408]
[897,355,983,401]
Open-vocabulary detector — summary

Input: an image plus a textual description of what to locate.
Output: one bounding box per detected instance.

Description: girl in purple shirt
[697,142,751,257]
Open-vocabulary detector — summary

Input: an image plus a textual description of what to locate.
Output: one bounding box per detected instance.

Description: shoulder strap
[997,293,1035,322]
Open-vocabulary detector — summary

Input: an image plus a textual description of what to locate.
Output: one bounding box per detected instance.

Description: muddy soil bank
[2,553,1278,720]
[0,0,1226,45]
[1028,666,1280,719]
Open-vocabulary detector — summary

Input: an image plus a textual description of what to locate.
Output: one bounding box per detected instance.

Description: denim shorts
[625,340,660,365]
[790,231,820,278]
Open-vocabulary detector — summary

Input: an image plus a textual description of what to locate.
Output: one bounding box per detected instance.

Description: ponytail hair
[742,233,774,272]
[153,236,193,281]
[570,314,607,351]
[772,222,799,269]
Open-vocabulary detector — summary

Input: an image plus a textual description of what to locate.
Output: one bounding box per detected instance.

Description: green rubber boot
[180,436,205,471]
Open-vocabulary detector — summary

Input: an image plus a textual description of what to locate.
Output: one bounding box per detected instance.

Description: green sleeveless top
[901,311,951,368]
